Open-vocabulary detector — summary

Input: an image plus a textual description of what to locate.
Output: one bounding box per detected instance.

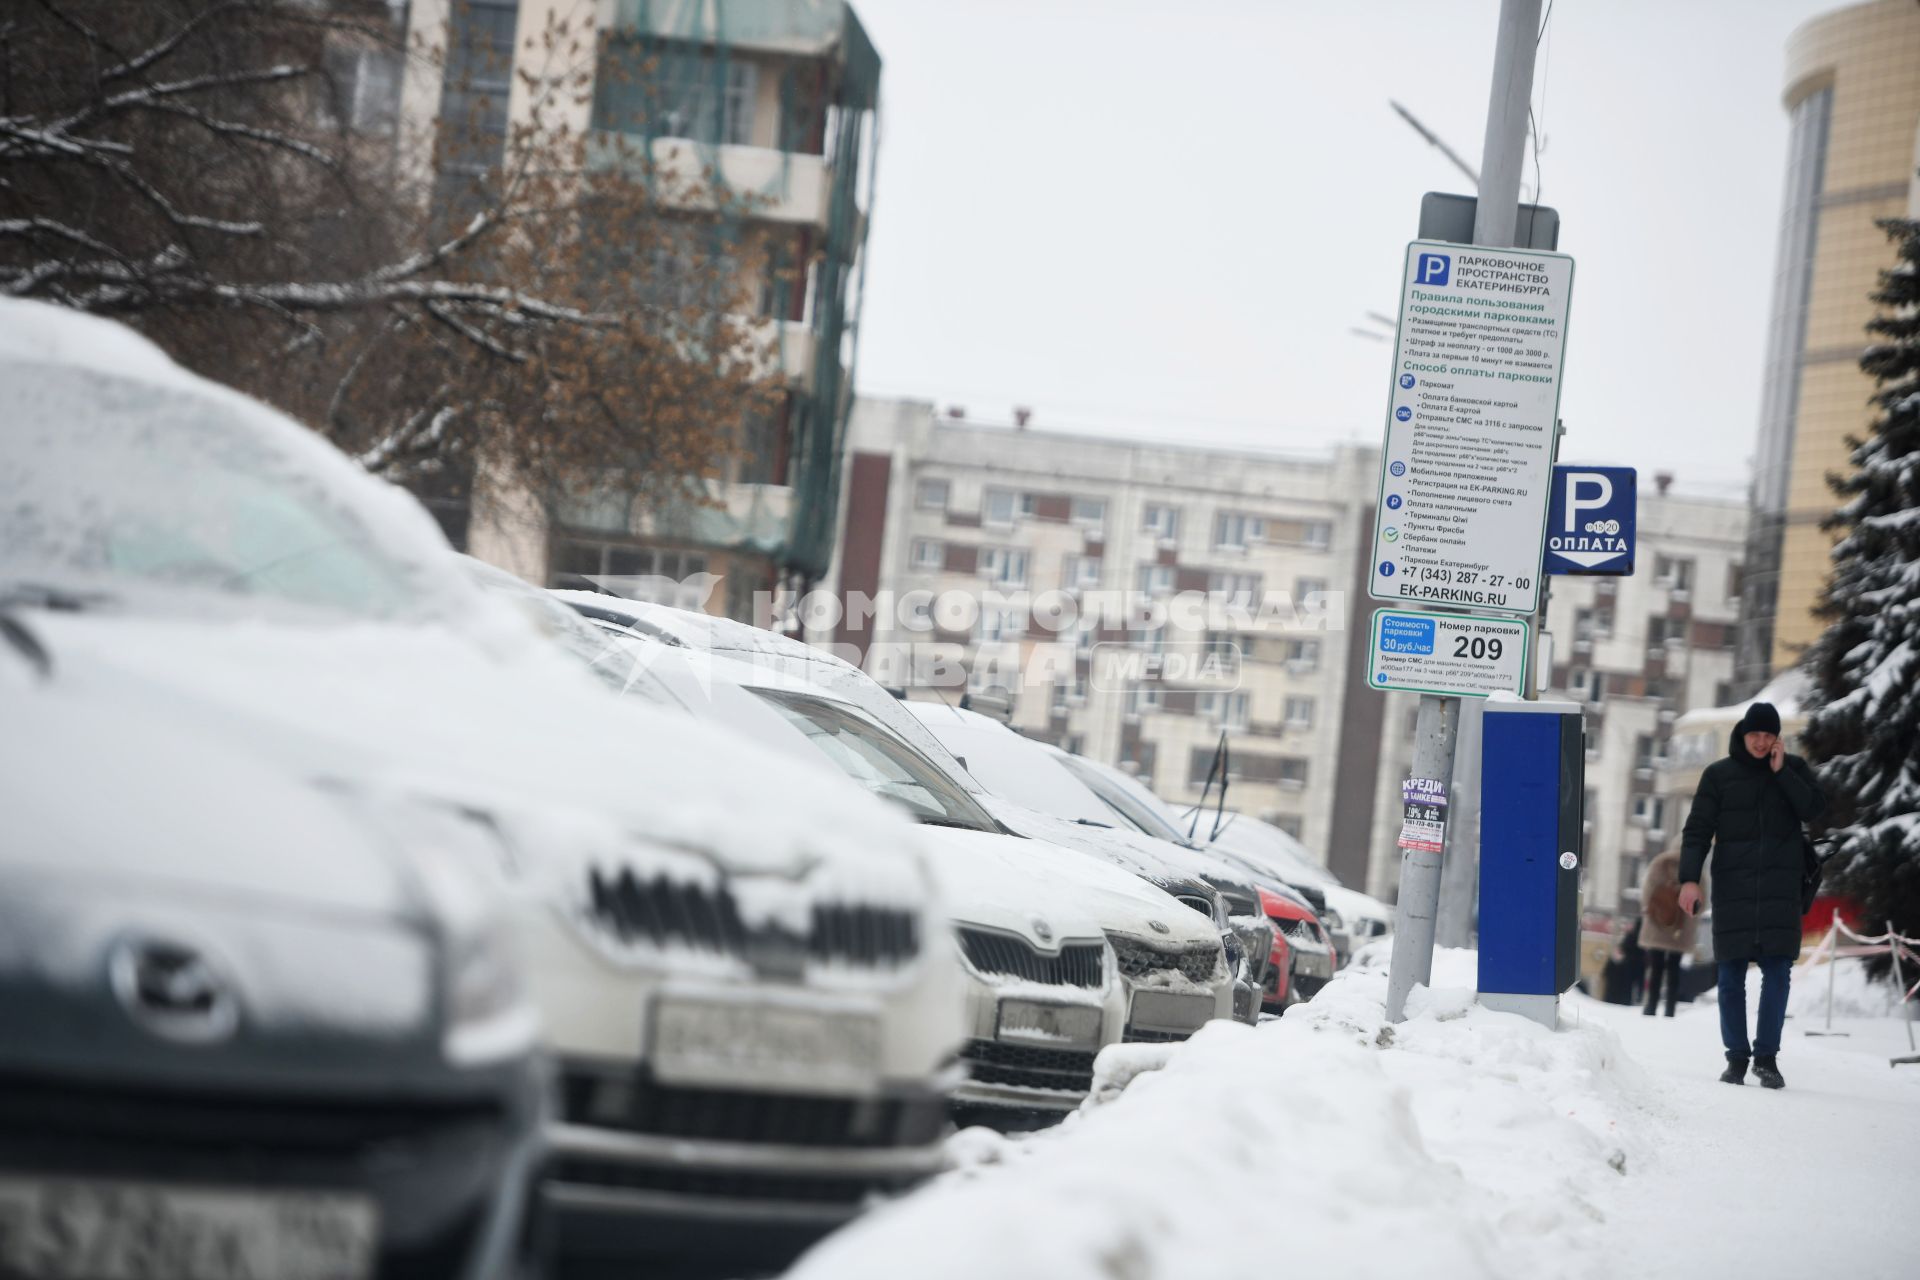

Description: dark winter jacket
[1678,728,1827,961]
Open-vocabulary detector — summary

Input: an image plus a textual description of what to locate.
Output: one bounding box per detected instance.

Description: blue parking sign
[1544,466,1635,575]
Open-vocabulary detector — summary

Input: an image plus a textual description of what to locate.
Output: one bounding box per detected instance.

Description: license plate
[996,1000,1102,1048]
[0,1175,376,1280]
[652,998,880,1093]
[1128,990,1213,1034]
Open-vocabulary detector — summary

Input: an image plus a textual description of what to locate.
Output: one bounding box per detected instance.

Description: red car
[1259,886,1337,1009]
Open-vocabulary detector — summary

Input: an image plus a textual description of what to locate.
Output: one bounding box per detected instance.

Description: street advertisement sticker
[1398,775,1449,854]
[1368,609,1530,699]
[1369,240,1575,616]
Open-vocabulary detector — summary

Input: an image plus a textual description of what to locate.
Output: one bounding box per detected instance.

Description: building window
[1213,512,1264,551]
[1197,691,1250,729]
[1137,564,1174,596]
[1635,734,1655,769]
[1634,795,1668,833]
[1656,556,1694,592]
[1208,571,1262,605]
[553,539,708,585]
[1017,492,1038,518]
[1285,639,1320,670]
[596,46,758,147]
[916,478,949,510]
[1277,758,1308,788]
[1071,497,1107,530]
[1143,503,1181,542]
[1130,626,1166,653]
[977,604,1025,643]
[983,488,1017,527]
[1727,562,1745,603]
[1304,520,1332,549]
[1063,555,1102,589]
[911,539,943,570]
[1294,576,1328,601]
[981,547,1029,587]
[1284,696,1315,728]
[1127,684,1163,715]
[1274,815,1305,841]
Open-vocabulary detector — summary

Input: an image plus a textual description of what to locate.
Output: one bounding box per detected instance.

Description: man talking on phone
[1677,702,1826,1089]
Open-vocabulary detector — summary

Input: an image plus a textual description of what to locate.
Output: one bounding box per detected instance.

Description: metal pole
[1384,0,1542,1023]
[1385,695,1462,1020]
[1890,921,1917,1056]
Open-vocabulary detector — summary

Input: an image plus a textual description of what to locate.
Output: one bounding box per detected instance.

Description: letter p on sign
[1565,472,1613,531]
[1416,253,1451,286]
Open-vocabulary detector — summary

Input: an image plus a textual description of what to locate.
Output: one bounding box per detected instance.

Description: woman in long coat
[1638,849,1698,1017]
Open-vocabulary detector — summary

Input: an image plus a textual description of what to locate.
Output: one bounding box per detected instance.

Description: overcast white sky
[846,0,1842,498]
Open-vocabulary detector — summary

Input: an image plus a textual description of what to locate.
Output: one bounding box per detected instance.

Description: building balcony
[586,133,841,229]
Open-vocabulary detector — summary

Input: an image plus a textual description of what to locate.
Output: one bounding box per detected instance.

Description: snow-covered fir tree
[1800,208,1920,974]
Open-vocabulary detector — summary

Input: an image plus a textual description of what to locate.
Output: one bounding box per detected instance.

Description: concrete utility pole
[1385,0,1543,1022]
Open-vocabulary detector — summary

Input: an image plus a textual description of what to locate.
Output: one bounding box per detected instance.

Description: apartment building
[396,0,881,616]
[822,398,1386,874]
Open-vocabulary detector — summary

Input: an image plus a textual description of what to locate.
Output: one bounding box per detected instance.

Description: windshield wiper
[915,816,990,832]
[0,581,113,613]
[1071,818,1117,829]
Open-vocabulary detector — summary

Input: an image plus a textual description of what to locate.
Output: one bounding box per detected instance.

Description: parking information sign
[1545,465,1636,575]
[1368,609,1530,699]
[1369,240,1575,616]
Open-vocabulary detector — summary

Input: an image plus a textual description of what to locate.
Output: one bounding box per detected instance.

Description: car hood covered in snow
[915,827,1215,951]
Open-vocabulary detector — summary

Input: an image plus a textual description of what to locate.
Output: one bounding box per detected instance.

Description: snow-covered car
[901,702,1279,1026]
[0,648,545,1280]
[1057,748,1391,962]
[0,300,967,1274]
[552,593,1244,1053]
[1055,752,1340,994]
[1196,811,1394,959]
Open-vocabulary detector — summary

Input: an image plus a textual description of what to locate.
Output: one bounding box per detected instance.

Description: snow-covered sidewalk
[782,952,1920,1280]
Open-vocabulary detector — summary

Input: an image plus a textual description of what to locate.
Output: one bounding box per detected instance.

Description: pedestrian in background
[1605,917,1645,1005]
[1678,702,1827,1089]
[1638,848,1697,1017]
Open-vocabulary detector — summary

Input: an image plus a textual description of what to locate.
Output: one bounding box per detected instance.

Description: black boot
[1720,1054,1749,1085]
[1752,1056,1785,1090]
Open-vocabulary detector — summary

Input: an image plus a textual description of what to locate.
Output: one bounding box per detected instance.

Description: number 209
[1452,636,1503,660]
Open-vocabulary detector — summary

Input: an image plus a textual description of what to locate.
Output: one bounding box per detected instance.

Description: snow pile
[787,950,1654,1280]
[1787,955,1904,1020]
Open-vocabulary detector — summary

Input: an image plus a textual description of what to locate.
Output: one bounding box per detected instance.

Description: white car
[555,594,1246,1045]
[0,300,967,1275]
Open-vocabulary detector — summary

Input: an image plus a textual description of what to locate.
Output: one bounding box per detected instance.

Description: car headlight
[341,790,540,1068]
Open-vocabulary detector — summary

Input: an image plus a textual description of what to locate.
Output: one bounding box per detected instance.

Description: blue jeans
[1718,957,1792,1058]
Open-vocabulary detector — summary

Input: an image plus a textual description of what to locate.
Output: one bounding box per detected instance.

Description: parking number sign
[1368,609,1530,699]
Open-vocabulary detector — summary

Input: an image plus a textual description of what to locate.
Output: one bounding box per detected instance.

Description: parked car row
[0,300,1366,1278]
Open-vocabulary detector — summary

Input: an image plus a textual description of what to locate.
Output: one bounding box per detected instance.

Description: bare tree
[1,0,778,510]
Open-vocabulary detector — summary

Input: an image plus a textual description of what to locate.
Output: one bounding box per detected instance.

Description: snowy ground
[781,952,1920,1280]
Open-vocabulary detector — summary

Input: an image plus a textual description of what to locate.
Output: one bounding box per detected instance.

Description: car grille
[584,868,920,969]
[1273,917,1320,943]
[1120,1028,1192,1044]
[1107,936,1223,985]
[0,1074,503,1278]
[559,1065,945,1151]
[959,1039,1096,1095]
[1173,893,1215,919]
[1212,884,1262,918]
[1232,920,1275,988]
[957,929,1104,988]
